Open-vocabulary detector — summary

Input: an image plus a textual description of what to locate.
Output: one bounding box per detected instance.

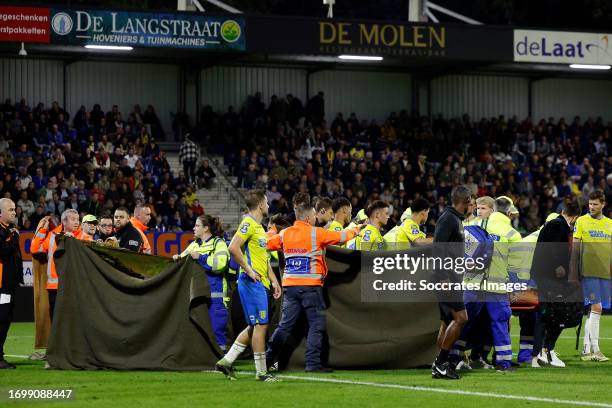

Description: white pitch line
[510,334,612,341]
[276,375,612,407]
[5,354,29,358]
[205,370,612,408]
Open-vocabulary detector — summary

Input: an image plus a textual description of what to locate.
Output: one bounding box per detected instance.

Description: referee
[0,198,23,369]
[431,186,470,379]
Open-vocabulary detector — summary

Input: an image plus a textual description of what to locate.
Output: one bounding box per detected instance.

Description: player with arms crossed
[574,191,612,362]
[215,190,282,381]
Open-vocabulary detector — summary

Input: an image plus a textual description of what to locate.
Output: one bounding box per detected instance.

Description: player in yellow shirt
[348,201,389,251]
[573,191,612,362]
[384,198,433,250]
[313,197,333,228]
[216,190,282,381]
[328,197,352,231]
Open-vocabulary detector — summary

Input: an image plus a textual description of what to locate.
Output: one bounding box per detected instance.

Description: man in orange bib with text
[266,202,361,372]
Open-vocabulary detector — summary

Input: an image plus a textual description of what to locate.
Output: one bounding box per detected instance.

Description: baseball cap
[356,209,368,221]
[400,207,413,222]
[496,195,514,205]
[545,212,559,223]
[82,214,98,224]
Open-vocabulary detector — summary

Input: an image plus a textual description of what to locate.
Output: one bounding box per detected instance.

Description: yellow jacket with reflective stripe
[483,212,522,292]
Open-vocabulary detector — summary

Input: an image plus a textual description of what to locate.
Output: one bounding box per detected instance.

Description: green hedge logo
[221,20,241,43]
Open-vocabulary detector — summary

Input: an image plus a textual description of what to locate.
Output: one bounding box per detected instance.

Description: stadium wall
[0,58,64,109]
[532,78,612,122]
[430,74,529,120]
[200,66,412,122]
[65,61,179,133]
[308,70,412,123]
[200,66,308,114]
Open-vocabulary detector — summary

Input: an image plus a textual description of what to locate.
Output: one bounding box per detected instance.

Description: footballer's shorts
[237,273,270,325]
[438,301,466,325]
[583,277,611,309]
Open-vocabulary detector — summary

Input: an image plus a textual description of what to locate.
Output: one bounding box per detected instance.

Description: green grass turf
[2,316,612,407]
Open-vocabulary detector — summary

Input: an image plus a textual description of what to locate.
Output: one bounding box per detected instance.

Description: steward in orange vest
[265,203,361,372]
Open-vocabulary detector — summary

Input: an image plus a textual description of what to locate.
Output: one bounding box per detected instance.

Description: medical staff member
[450,196,522,373]
[174,215,229,351]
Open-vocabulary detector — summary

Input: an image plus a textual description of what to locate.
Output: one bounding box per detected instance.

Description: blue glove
[197,254,213,272]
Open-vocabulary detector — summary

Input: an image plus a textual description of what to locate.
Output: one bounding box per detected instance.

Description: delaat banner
[48,8,245,50]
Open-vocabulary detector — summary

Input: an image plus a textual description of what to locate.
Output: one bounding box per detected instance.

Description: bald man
[130,205,152,254]
[0,198,23,369]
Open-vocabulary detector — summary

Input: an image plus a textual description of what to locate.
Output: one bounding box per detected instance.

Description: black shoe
[0,359,16,369]
[305,366,334,373]
[432,361,460,379]
[495,365,516,373]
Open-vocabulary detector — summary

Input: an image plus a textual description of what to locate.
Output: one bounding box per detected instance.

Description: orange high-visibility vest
[31,225,82,290]
[267,220,359,287]
[130,217,152,254]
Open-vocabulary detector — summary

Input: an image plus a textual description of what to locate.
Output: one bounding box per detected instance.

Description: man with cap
[80,215,98,241]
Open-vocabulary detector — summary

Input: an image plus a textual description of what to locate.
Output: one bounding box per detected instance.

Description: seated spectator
[196,159,216,189]
[17,190,34,218]
[190,199,204,216]
[182,186,197,207]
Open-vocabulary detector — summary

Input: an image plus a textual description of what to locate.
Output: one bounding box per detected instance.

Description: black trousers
[48,289,57,322]
[533,303,564,357]
[183,160,197,183]
[0,288,16,359]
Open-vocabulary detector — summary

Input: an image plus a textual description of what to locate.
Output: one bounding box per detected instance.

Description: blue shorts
[238,273,269,325]
[583,277,611,309]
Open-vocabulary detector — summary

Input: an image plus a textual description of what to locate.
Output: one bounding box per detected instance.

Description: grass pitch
[2,316,612,407]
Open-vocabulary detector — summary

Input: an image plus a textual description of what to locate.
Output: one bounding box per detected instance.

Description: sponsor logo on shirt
[588,230,611,239]
[240,223,249,233]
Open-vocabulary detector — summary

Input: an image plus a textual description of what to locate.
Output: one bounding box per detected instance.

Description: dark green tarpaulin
[47,237,439,371]
[284,247,439,370]
[48,236,222,370]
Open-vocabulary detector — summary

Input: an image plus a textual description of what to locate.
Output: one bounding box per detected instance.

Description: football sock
[254,352,267,374]
[224,341,247,364]
[590,311,601,353]
[582,315,591,354]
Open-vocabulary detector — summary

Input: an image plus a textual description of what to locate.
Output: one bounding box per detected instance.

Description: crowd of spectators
[0,98,205,232]
[194,91,612,235]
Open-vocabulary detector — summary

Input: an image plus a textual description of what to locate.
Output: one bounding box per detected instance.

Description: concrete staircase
[198,155,245,233]
[162,142,244,233]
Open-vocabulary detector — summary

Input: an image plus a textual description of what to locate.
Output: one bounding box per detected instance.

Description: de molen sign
[0,5,50,43]
[318,21,446,57]
[49,8,245,50]
[514,29,612,64]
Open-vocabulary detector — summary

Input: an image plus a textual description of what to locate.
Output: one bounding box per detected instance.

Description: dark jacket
[433,206,465,283]
[532,215,575,298]
[0,223,23,290]
[114,222,145,253]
